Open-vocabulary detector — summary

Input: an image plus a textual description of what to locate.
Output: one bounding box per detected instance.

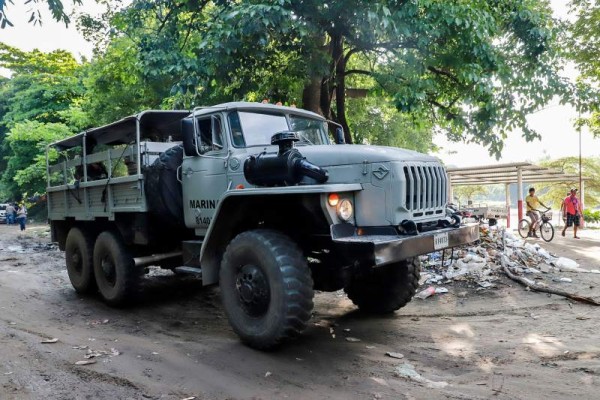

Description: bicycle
[518,208,554,242]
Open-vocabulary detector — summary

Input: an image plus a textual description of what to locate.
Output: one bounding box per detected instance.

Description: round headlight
[337,199,353,221]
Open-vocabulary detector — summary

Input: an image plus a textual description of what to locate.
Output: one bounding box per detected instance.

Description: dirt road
[1,224,599,400]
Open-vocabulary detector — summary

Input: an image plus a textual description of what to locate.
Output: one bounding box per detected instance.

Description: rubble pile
[417,225,599,302]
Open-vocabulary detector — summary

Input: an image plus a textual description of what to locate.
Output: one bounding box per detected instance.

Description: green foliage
[0,44,84,199]
[453,185,489,205]
[74,0,573,156]
[535,156,600,209]
[181,0,570,155]
[2,121,73,196]
[0,0,82,29]
[566,0,600,136]
[583,209,600,223]
[81,37,174,125]
[347,97,434,153]
[0,43,83,128]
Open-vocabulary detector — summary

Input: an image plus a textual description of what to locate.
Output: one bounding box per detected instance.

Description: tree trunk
[320,77,332,120]
[331,32,352,144]
[302,77,323,116]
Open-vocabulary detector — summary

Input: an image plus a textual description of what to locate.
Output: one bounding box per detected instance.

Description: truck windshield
[228,111,328,147]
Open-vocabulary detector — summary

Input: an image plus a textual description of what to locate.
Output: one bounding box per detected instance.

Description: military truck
[46,102,478,349]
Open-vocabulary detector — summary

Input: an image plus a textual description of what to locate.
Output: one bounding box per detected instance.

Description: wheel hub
[71,251,82,272]
[101,257,116,285]
[235,265,270,317]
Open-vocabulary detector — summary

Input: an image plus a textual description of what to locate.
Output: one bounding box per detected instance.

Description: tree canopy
[0,44,84,199]
[567,0,600,136]
[84,0,571,155]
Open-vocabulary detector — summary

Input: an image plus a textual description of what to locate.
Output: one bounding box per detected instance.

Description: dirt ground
[1,224,599,400]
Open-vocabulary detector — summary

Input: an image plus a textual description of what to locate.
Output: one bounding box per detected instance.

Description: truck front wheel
[93,231,139,306]
[220,230,314,349]
[65,227,96,294]
[345,258,420,314]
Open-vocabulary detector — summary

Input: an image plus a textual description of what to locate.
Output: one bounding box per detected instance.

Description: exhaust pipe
[133,251,182,267]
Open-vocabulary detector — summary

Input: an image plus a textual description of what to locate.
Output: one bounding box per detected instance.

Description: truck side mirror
[335,127,345,144]
[182,118,198,156]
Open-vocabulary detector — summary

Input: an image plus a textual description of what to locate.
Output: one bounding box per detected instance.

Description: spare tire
[145,144,185,226]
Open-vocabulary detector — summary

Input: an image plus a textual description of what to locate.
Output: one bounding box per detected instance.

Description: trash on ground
[394,362,449,389]
[556,277,573,283]
[386,352,404,359]
[346,337,361,342]
[415,287,436,299]
[75,360,97,366]
[419,226,598,305]
[41,338,59,344]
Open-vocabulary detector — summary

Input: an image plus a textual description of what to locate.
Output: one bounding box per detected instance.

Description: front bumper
[331,223,479,267]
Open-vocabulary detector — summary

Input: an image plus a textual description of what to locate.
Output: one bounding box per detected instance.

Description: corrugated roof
[447,162,583,185]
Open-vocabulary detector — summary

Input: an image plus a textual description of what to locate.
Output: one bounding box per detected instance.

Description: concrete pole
[505,183,511,228]
[517,167,523,221]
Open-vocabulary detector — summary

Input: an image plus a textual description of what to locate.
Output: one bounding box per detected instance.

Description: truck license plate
[433,232,449,250]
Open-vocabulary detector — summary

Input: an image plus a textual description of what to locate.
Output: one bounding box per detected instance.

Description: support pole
[505,183,511,229]
[581,179,585,228]
[517,167,523,222]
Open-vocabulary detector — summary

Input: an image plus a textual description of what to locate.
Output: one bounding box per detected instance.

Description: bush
[583,209,600,223]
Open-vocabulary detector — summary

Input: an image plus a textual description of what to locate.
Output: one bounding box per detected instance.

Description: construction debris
[419,225,599,306]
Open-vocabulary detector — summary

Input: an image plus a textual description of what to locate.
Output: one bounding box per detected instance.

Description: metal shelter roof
[447,162,583,186]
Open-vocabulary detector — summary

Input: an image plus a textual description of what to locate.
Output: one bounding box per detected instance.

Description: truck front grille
[403,163,447,214]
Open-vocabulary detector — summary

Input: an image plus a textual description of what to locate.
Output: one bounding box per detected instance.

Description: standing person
[562,188,583,239]
[559,191,570,227]
[525,187,548,238]
[12,203,17,224]
[5,203,15,225]
[16,203,27,231]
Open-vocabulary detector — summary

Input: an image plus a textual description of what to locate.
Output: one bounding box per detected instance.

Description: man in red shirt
[561,188,583,239]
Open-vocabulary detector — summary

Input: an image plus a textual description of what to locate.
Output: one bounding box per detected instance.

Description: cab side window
[197,115,225,153]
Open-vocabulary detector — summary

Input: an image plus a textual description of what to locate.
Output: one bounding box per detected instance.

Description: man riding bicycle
[525,187,549,238]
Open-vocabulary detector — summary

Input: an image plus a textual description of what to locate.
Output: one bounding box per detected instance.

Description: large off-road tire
[344,258,420,314]
[65,227,96,294]
[220,229,314,350]
[144,144,184,225]
[93,231,139,306]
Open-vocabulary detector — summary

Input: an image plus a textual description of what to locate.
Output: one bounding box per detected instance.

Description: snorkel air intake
[243,131,329,187]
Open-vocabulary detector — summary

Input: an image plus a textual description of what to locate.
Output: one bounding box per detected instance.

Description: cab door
[182,114,228,232]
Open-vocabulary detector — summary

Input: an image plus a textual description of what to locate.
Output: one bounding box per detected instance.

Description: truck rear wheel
[93,231,139,306]
[65,227,96,294]
[345,258,420,314]
[220,229,314,349]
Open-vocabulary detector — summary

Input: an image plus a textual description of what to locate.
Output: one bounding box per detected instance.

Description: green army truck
[46,102,478,349]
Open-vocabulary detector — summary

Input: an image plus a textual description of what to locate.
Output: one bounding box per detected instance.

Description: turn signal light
[328,193,340,207]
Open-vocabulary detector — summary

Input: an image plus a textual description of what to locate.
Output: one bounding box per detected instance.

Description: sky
[0,0,598,167]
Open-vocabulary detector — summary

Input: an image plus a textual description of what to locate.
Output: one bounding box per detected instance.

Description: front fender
[199,183,363,285]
